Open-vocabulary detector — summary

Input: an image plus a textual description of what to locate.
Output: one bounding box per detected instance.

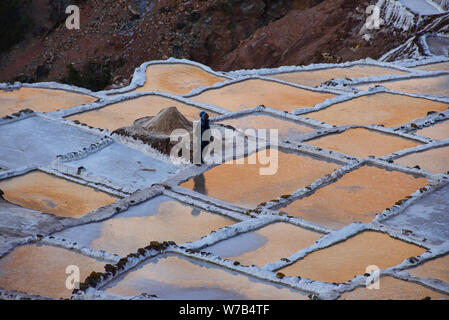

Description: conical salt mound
[140,106,193,135]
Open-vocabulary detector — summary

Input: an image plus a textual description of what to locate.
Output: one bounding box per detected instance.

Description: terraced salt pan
[104,254,307,300]
[0,171,119,218]
[303,93,449,127]
[413,61,449,71]
[190,79,336,112]
[134,63,227,95]
[202,222,322,267]
[416,120,449,140]
[340,276,448,300]
[218,113,315,142]
[280,166,429,229]
[279,231,426,284]
[394,145,449,174]
[0,116,101,170]
[67,143,180,192]
[0,244,105,299]
[358,74,449,97]
[384,185,449,244]
[181,149,341,209]
[66,95,216,131]
[305,128,421,158]
[55,196,235,256]
[0,87,97,117]
[271,65,408,87]
[407,254,449,284]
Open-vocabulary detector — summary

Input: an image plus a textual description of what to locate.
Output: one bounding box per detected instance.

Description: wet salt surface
[191,79,336,112]
[394,145,449,174]
[67,143,180,191]
[135,63,226,95]
[281,165,428,229]
[413,61,449,71]
[104,253,307,300]
[406,254,449,284]
[0,117,101,170]
[415,120,449,140]
[271,65,408,87]
[357,74,449,97]
[181,149,341,209]
[0,87,97,117]
[66,95,216,131]
[279,231,426,283]
[305,128,421,158]
[340,276,448,300]
[0,171,119,218]
[0,244,105,299]
[303,93,449,127]
[202,222,323,267]
[55,196,235,256]
[384,185,449,244]
[218,113,315,142]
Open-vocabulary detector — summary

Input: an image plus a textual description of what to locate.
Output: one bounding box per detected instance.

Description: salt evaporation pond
[134,63,227,95]
[305,128,421,158]
[191,79,336,112]
[181,149,340,209]
[279,231,426,283]
[303,93,449,127]
[415,120,449,140]
[0,116,101,170]
[0,244,105,299]
[0,171,118,218]
[280,165,428,229]
[202,222,323,267]
[384,185,449,244]
[340,276,448,300]
[0,87,97,117]
[271,65,408,87]
[104,253,308,300]
[55,195,235,256]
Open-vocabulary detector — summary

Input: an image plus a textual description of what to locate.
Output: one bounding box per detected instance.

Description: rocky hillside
[0,0,447,91]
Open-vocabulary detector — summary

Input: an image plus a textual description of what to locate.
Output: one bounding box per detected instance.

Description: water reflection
[203,222,322,267]
[55,196,234,256]
[191,174,206,216]
[104,254,307,300]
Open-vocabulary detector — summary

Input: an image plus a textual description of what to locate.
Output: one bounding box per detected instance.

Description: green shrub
[63,61,113,92]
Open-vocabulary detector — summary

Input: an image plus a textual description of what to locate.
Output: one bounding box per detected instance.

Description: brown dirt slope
[0,0,431,90]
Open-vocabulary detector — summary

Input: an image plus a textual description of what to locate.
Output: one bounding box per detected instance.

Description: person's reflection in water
[191,174,207,216]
